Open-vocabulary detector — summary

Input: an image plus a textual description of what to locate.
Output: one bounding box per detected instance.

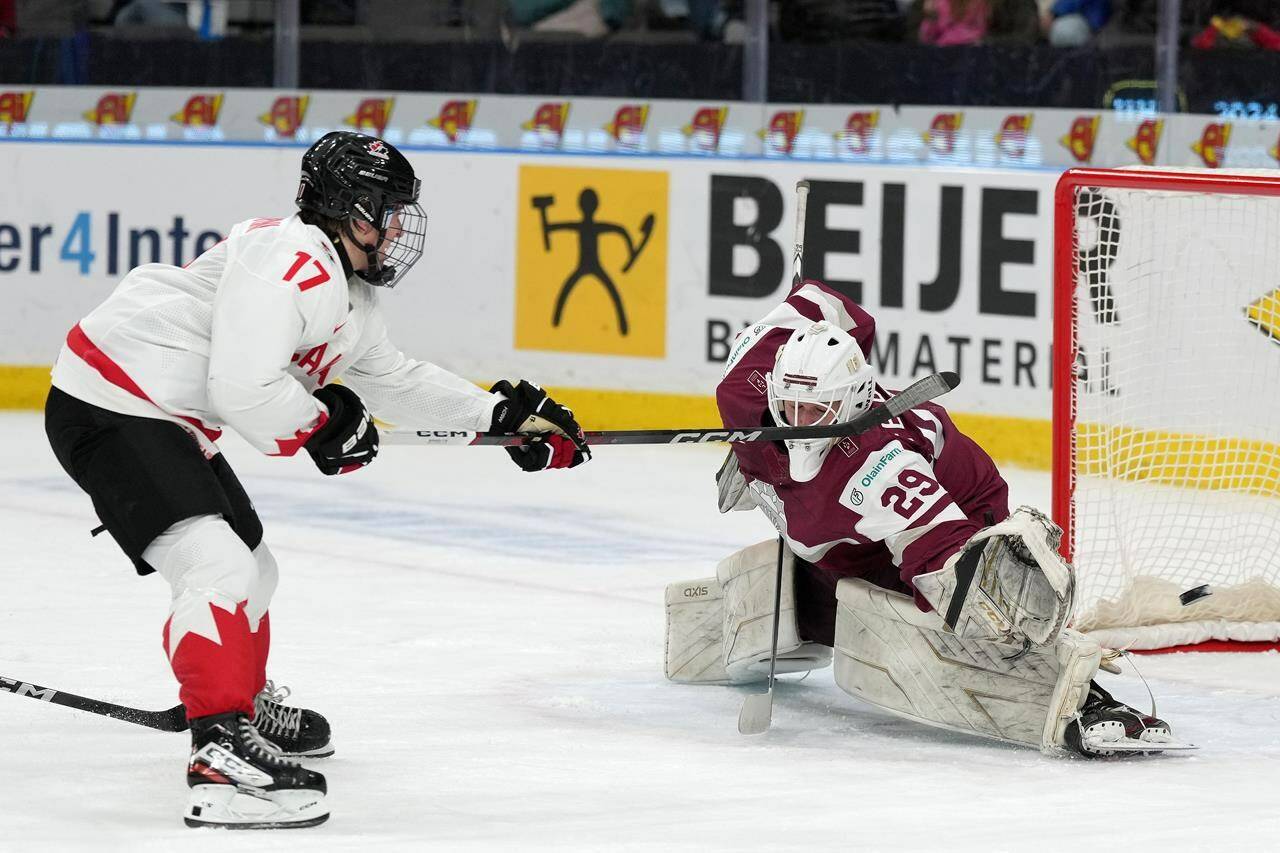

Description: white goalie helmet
[766,322,876,482]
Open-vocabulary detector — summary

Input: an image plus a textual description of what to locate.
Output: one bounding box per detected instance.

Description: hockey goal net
[1053,167,1280,651]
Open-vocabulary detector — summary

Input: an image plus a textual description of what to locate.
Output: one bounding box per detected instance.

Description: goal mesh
[1054,168,1280,650]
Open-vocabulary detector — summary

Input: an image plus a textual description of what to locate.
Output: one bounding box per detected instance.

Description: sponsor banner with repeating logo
[7,87,1280,172]
[2,141,1060,427]
[9,140,1280,462]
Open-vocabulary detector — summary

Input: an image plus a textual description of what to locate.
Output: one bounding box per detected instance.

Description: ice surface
[1,412,1278,850]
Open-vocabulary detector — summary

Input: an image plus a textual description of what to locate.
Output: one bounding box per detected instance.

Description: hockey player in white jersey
[43,131,590,829]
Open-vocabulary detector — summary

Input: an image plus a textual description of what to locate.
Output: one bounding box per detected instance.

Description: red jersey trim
[268,411,328,457]
[66,324,224,443]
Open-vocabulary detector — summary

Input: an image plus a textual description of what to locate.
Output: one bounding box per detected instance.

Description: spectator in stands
[780,0,905,42]
[1039,0,1111,45]
[918,0,991,45]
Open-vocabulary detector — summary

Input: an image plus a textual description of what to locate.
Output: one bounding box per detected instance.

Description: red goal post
[1052,167,1280,652]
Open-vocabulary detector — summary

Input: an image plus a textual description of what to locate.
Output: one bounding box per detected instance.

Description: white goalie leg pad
[833,578,1101,752]
[717,539,831,683]
[912,506,1075,646]
[664,577,734,684]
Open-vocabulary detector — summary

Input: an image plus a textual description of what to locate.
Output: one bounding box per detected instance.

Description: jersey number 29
[881,468,940,519]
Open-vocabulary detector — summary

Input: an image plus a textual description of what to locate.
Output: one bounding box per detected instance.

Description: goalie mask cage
[1053,167,1280,652]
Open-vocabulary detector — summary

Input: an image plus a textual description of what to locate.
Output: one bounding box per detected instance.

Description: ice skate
[185,711,329,829]
[1065,682,1196,757]
[253,680,334,759]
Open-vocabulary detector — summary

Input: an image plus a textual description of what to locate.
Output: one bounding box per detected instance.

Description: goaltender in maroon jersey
[715,279,1010,646]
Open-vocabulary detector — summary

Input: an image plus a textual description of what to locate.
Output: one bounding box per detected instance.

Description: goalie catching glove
[306,384,378,475]
[912,506,1075,647]
[489,380,591,472]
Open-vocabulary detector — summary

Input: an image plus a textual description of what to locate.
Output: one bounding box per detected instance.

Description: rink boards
[0,141,1060,467]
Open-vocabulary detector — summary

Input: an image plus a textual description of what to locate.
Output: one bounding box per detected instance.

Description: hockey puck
[1180,584,1213,606]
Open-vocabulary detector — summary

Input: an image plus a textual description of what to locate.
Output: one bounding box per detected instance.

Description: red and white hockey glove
[306,384,379,475]
[490,379,591,472]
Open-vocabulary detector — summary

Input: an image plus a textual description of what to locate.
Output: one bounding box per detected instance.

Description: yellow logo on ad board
[516,165,667,357]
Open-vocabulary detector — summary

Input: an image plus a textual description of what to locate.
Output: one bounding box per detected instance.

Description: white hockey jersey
[51,214,497,458]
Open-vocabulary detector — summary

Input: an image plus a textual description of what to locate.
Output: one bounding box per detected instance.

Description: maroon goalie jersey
[716,280,1010,640]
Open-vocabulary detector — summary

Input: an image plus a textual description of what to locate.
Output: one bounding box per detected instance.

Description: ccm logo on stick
[672,430,760,443]
[0,678,56,701]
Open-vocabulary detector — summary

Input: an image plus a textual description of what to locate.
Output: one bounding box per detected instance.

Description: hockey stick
[738,179,810,737]
[383,372,958,448]
[738,537,786,735]
[378,371,962,450]
[1,674,188,732]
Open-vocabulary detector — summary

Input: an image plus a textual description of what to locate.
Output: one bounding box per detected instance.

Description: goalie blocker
[667,525,1192,756]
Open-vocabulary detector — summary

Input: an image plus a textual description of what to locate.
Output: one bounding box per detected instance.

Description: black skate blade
[184,813,329,830]
[279,743,335,759]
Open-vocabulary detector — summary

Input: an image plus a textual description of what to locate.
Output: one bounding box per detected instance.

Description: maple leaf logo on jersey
[836,110,879,156]
[0,91,34,126]
[83,92,136,126]
[523,102,570,143]
[171,94,223,127]
[1191,122,1231,168]
[1126,119,1163,165]
[605,104,649,146]
[428,99,476,143]
[683,106,727,152]
[923,113,963,156]
[760,110,804,155]
[345,98,394,136]
[1060,115,1100,163]
[995,113,1033,159]
[259,95,309,138]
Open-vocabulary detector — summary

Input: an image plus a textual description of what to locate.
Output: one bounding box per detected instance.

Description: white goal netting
[1062,170,1280,649]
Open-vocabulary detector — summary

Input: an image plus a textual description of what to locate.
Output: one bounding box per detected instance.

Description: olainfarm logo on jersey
[515,165,668,358]
[859,446,904,488]
[839,442,911,519]
[259,95,309,139]
[0,90,34,126]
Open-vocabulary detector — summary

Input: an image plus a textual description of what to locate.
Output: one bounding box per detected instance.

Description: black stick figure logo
[531,188,655,336]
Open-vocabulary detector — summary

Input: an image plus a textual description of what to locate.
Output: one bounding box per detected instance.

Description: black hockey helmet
[296,131,426,287]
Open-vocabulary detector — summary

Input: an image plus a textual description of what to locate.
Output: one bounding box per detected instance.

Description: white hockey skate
[185,711,329,829]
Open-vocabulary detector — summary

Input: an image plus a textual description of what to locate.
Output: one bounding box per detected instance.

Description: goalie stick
[739,179,811,737]
[383,371,960,448]
[1,674,187,732]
